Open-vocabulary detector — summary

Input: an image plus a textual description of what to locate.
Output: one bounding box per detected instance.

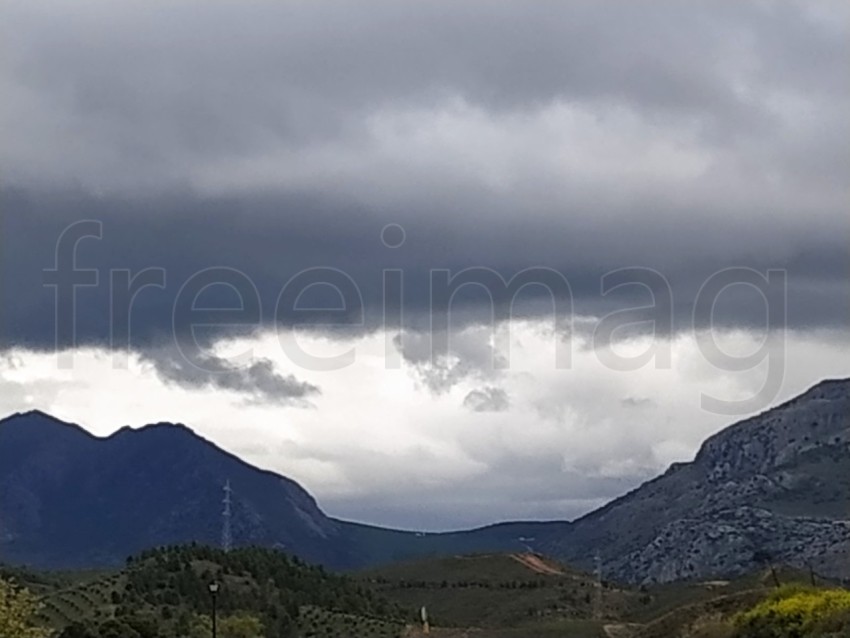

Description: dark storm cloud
[4,1,846,169]
[2,187,846,352]
[141,348,319,405]
[1,0,848,354]
[392,329,507,394]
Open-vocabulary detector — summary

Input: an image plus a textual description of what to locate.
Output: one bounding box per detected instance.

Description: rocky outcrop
[549,379,850,583]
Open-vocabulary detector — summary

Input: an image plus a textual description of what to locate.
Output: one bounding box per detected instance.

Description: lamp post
[208,581,220,638]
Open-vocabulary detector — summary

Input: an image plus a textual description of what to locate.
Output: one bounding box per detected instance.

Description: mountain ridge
[545,377,850,583]
[1,378,848,582]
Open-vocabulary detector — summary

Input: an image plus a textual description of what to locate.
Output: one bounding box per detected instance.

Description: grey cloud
[0,1,846,196]
[393,329,506,394]
[463,387,510,413]
[1,188,847,352]
[0,0,847,356]
[142,348,319,406]
[4,2,846,172]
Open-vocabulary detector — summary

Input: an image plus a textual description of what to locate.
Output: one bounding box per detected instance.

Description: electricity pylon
[222,480,232,552]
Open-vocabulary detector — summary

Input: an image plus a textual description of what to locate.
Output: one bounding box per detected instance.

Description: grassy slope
[360,554,840,638]
[632,567,834,638]
[360,553,638,631]
[36,573,125,629]
[337,521,572,570]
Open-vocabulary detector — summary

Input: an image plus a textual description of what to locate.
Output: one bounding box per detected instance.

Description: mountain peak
[0,410,199,443]
[106,420,194,437]
[1,408,66,424]
[0,409,98,442]
[796,377,850,401]
[0,408,345,570]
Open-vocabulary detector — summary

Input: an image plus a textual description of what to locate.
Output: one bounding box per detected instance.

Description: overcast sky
[1,0,848,530]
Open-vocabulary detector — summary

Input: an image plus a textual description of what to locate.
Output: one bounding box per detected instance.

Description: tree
[0,576,49,638]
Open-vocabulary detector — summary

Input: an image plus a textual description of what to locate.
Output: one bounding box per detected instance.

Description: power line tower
[593,551,603,621]
[222,480,232,553]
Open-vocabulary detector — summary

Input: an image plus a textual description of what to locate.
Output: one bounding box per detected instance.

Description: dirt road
[509,552,565,576]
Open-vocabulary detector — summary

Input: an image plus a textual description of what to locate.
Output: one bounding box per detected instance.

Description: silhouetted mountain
[0,410,546,570]
[0,411,353,568]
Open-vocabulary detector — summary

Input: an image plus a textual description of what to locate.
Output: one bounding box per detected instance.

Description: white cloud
[3,322,848,529]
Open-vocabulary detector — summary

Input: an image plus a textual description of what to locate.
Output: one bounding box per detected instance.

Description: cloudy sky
[1,0,848,530]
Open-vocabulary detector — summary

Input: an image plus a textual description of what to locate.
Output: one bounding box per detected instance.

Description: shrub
[734,585,850,637]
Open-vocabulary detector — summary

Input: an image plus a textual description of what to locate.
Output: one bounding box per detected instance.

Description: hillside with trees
[36,545,406,638]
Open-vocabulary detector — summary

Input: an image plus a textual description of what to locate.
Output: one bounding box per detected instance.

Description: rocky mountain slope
[546,378,850,583]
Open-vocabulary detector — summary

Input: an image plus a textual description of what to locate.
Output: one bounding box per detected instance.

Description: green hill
[358,552,639,633]
[30,545,407,638]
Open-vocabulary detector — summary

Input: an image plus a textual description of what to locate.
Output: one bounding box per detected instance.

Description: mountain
[0,410,549,570]
[0,411,353,568]
[1,378,848,582]
[543,378,850,583]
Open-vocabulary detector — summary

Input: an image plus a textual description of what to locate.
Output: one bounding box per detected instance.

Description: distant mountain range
[1,378,848,583]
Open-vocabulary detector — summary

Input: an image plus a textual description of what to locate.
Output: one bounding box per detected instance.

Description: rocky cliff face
[551,379,850,583]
